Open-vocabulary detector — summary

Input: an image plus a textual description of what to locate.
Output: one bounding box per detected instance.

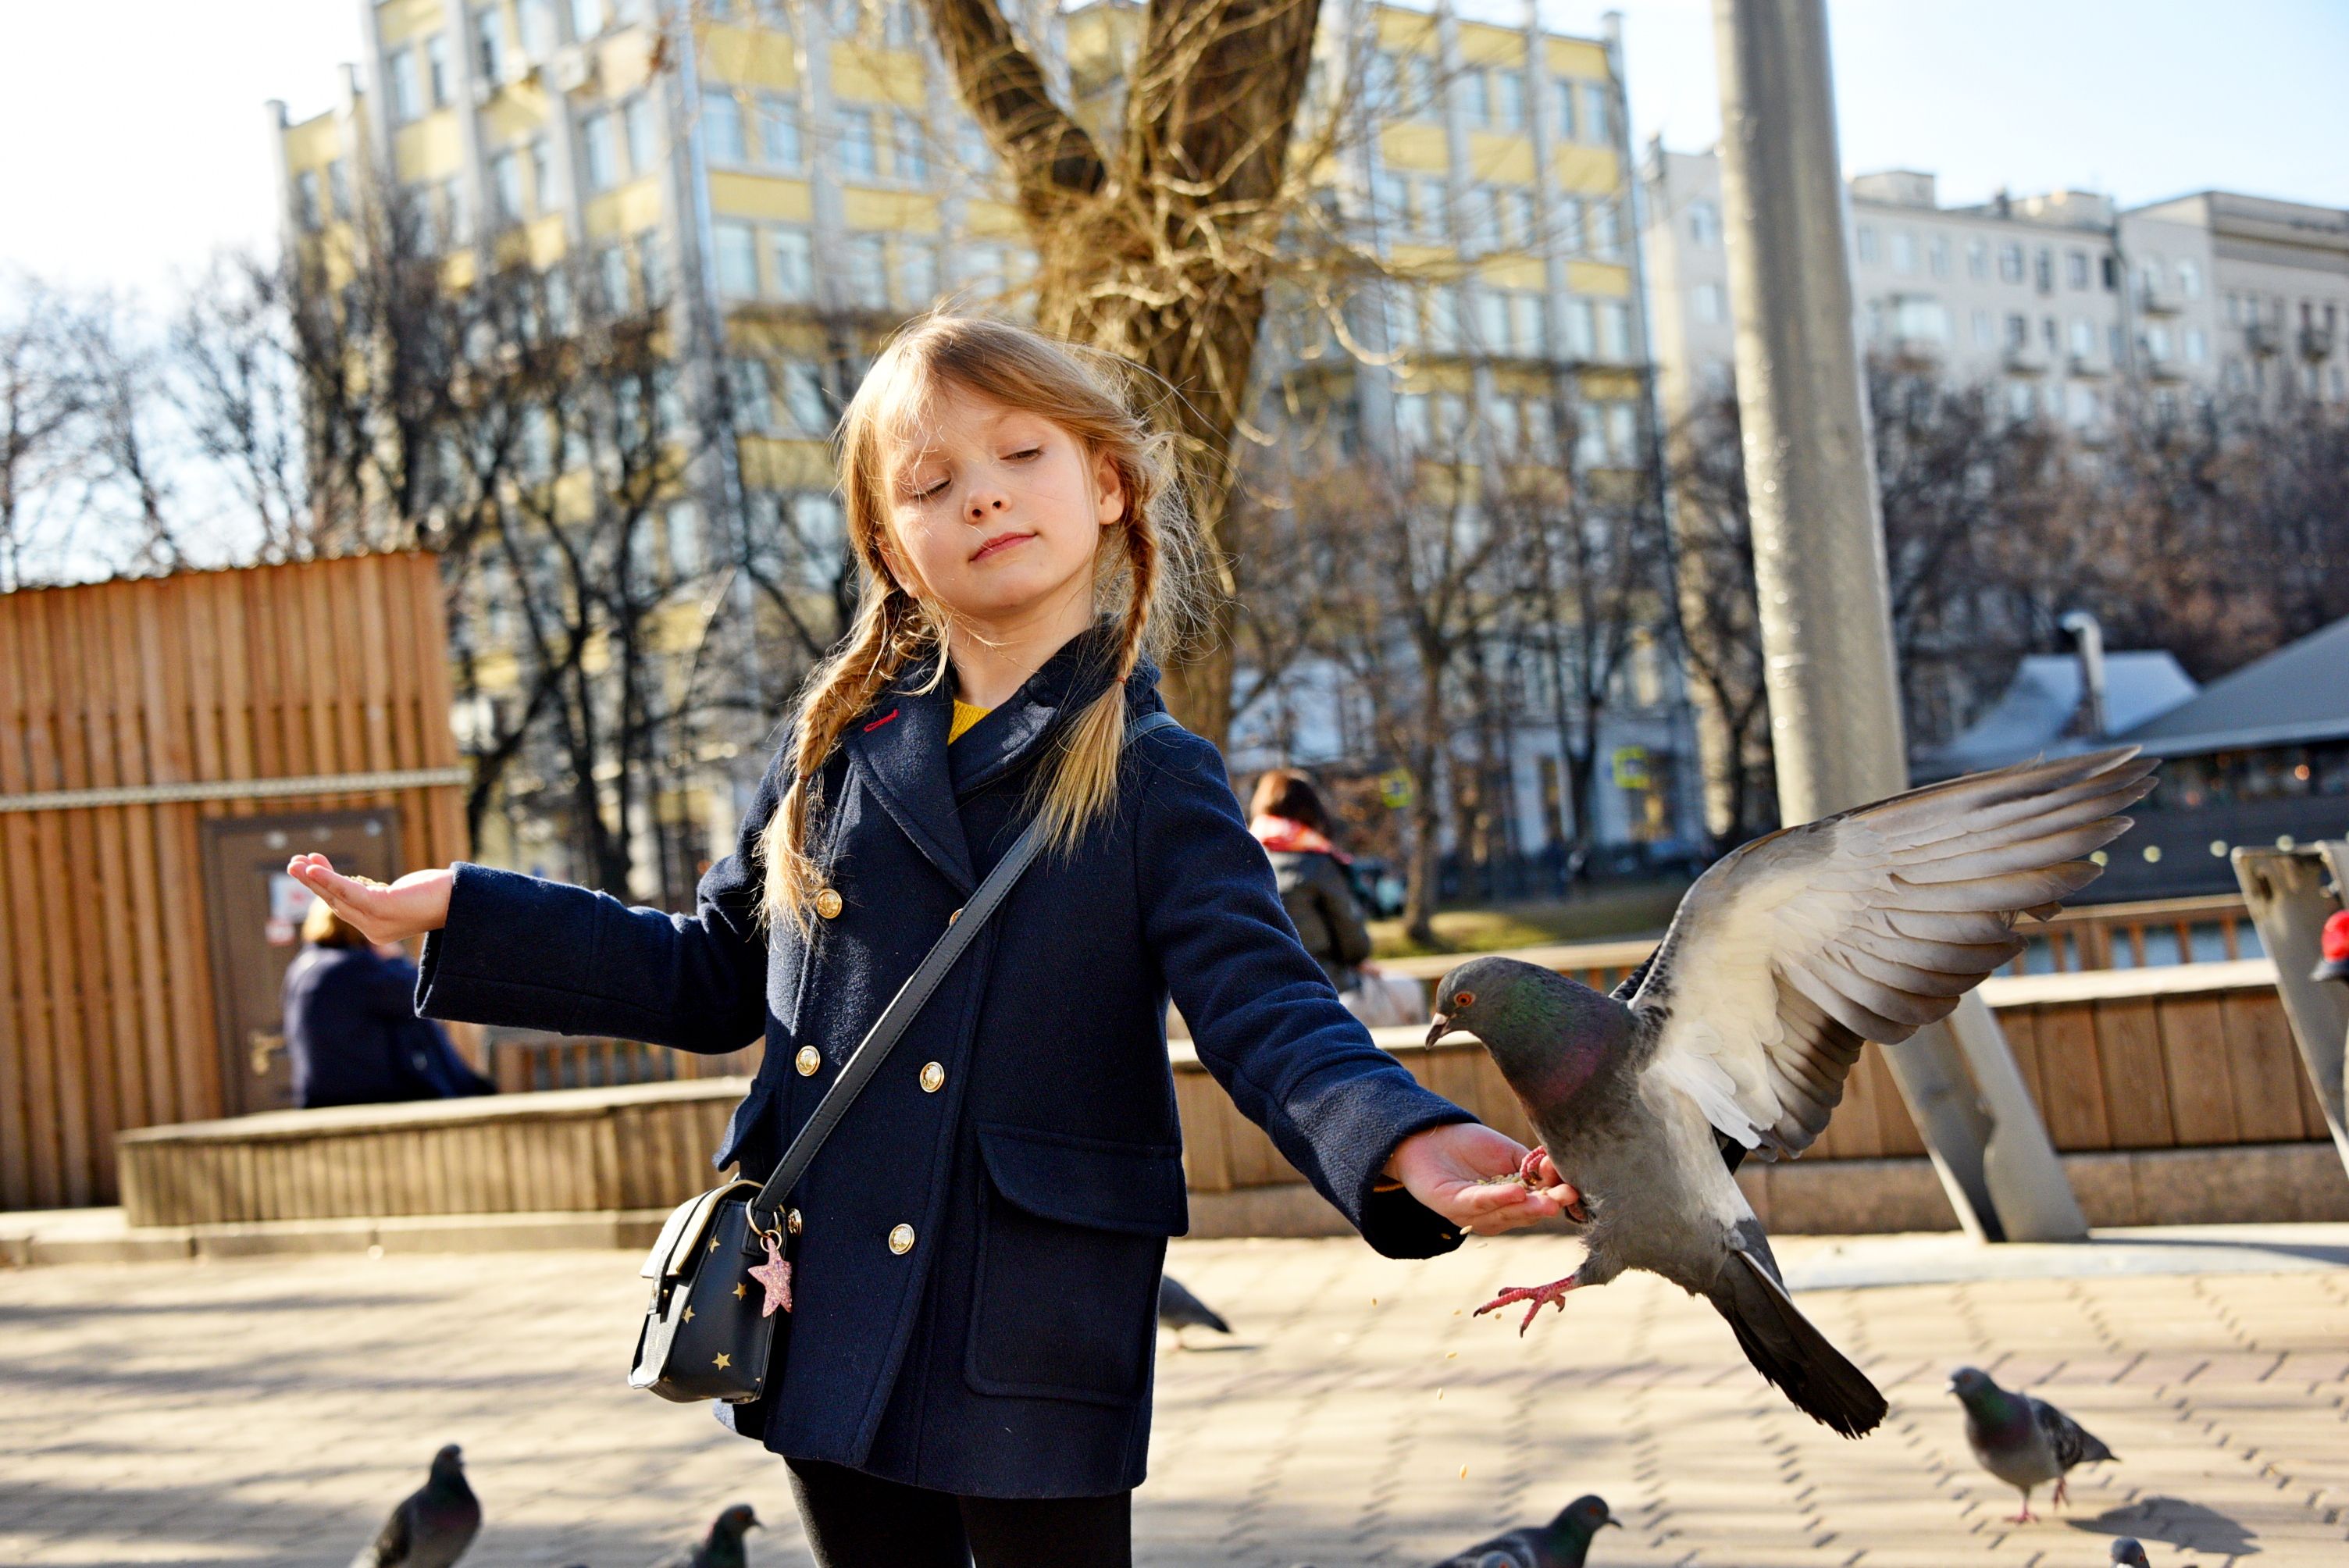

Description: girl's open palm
[284,853,453,945]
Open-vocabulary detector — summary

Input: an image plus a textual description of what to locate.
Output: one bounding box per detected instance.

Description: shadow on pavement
[2072,1495,2260,1556]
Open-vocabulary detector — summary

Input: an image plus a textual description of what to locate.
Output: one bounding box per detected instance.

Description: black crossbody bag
[629,710,1179,1404]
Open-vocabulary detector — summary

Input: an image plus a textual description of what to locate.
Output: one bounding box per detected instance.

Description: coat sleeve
[413,750,786,1055]
[1135,727,1474,1258]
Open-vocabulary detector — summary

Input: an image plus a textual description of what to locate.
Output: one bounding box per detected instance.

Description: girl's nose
[965,491,1008,522]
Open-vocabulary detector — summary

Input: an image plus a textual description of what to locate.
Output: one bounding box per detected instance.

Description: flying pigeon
[1428,1494,1620,1567]
[1949,1365,2116,1521]
[649,1503,761,1568]
[1427,749,2153,1438]
[351,1443,482,1568]
[2108,1540,2151,1567]
[1158,1274,1232,1345]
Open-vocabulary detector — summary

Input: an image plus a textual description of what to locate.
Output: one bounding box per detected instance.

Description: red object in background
[2313,909,2349,983]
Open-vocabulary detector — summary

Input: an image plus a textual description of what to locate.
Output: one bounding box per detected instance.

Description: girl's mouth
[970,530,1035,563]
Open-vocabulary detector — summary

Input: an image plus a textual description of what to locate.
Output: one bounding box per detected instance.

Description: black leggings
[785,1457,1133,1568]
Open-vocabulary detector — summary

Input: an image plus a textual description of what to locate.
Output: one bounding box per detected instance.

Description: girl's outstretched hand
[1387,1121,1580,1238]
[284,853,454,946]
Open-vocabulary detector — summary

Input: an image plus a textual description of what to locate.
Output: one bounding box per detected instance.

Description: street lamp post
[1709,0,2088,1242]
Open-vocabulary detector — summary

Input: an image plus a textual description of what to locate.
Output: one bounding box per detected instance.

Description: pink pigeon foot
[2008,1495,2038,1524]
[1476,1276,1580,1335]
[2051,1477,2069,1510]
[1513,1148,1590,1223]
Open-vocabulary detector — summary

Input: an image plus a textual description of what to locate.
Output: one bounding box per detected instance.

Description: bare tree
[0,276,89,590]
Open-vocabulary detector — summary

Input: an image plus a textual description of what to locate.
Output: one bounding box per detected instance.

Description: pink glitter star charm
[748,1231,793,1317]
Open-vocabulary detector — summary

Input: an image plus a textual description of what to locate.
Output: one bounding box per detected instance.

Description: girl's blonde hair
[759,312,1205,929]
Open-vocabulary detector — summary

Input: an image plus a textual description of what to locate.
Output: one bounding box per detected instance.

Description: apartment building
[275,0,1700,875]
[1642,143,2349,433]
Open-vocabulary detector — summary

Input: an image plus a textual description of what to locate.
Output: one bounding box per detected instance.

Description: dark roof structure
[2116,615,2349,757]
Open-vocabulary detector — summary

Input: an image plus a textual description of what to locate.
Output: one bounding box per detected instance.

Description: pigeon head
[1946,1366,2022,1422]
[428,1444,466,1484]
[2109,1540,2151,1567]
[1546,1493,1620,1545]
[711,1503,761,1541]
[1428,957,1630,1104]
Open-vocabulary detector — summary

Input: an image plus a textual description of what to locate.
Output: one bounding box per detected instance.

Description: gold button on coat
[888,1224,915,1255]
[794,1045,822,1076]
[786,1208,803,1235]
[919,1061,945,1093]
[814,887,844,920]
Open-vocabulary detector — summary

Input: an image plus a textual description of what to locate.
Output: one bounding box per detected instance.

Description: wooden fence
[0,554,465,1210]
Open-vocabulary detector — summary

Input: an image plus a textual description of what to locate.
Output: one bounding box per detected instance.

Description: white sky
[2,2,2344,303]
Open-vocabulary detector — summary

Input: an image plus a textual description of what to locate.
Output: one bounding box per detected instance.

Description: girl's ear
[1092,448,1127,528]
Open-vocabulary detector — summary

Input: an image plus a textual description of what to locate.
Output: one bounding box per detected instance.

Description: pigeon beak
[1425,1014,1454,1046]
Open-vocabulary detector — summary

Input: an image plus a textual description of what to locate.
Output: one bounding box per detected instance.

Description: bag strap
[749,708,1182,1230]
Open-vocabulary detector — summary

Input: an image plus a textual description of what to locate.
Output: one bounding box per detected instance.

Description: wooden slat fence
[0,554,465,1210]
[486,1032,763,1093]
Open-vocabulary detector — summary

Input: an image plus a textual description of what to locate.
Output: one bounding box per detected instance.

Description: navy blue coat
[415,627,1473,1497]
[284,946,492,1109]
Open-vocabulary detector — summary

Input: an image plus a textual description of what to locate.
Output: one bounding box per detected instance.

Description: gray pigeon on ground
[1949,1366,2116,1520]
[1158,1274,1232,1345]
[1430,1494,1619,1567]
[351,1443,481,1568]
[1428,750,2152,1438]
[2108,1539,2151,1566]
[649,1503,761,1568]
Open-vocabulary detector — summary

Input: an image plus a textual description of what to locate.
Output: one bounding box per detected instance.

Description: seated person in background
[1249,768,1374,992]
[282,899,494,1109]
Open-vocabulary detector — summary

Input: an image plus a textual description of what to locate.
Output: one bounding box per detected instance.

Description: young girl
[289,314,1570,1566]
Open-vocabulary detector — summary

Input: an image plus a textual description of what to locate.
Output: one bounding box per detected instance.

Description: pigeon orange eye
[1453,990,1474,1008]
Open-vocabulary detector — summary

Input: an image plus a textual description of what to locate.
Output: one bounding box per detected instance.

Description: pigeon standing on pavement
[1427,750,2153,1439]
[649,1503,761,1568]
[1948,1366,2117,1521]
[351,1443,482,1568]
[1158,1274,1232,1345]
[1429,1494,1620,1567]
[2108,1539,2152,1566]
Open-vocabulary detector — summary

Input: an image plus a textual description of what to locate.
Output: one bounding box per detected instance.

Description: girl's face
[877,382,1124,633]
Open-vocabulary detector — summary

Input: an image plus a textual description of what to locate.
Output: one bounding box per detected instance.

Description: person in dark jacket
[1248,768,1374,992]
[281,900,493,1109]
[286,315,1574,1567]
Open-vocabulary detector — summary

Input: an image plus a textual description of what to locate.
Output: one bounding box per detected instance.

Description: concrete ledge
[0,1208,679,1267]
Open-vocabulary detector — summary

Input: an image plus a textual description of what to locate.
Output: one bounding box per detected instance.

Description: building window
[294,169,323,231]
[1560,298,1595,358]
[757,93,801,170]
[2144,323,2173,361]
[839,108,877,180]
[571,0,605,39]
[1582,83,1610,145]
[1605,402,1637,463]
[1460,67,1491,127]
[1549,77,1577,140]
[327,159,351,219]
[2066,249,2089,290]
[714,221,759,297]
[2140,254,2164,293]
[703,90,747,166]
[472,8,505,84]
[1414,176,1449,241]
[1855,224,1877,264]
[440,178,470,247]
[1928,237,1948,278]
[623,95,655,174]
[528,137,552,210]
[425,33,451,106]
[1464,191,1499,251]
[2069,318,2095,358]
[770,228,813,300]
[845,233,889,309]
[2005,312,2027,348]
[1426,285,1462,352]
[1969,308,1992,348]
[2183,326,2208,364]
[1589,199,1622,260]
[387,48,424,123]
[1692,281,1726,326]
[894,243,939,308]
[636,231,665,301]
[1687,199,1718,248]
[2177,259,2202,299]
[1895,298,1948,344]
[1998,242,2023,284]
[782,361,830,433]
[2034,246,2053,293]
[1496,187,1534,249]
[581,109,618,191]
[2108,323,2126,363]
[891,112,930,184]
[665,499,704,579]
[1554,194,1584,253]
[1372,170,1408,227]
[1966,240,1987,281]
[1473,290,1507,352]
[1889,230,1915,274]
[1494,69,1526,131]
[596,242,630,312]
[1598,300,1632,361]
[490,150,525,225]
[518,0,558,57]
[2007,380,2036,419]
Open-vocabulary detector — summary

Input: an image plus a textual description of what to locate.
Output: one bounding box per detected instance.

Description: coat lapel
[841,662,975,894]
[949,623,1128,803]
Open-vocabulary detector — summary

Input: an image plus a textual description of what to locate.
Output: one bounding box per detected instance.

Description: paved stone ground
[2,1233,2344,1567]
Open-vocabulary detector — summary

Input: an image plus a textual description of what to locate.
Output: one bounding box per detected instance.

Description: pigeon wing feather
[1633,748,2153,1158]
[2031,1395,2116,1468]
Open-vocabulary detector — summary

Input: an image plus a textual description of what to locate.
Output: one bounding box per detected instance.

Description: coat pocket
[964,1123,1187,1406]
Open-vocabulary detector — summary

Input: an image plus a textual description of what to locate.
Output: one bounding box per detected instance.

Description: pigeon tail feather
[1710,1250,1887,1438]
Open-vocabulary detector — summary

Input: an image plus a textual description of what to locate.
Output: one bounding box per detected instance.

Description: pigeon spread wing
[1630,749,2154,1159]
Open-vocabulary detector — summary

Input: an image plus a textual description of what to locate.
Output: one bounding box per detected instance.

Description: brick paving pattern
[2,1235,2343,1566]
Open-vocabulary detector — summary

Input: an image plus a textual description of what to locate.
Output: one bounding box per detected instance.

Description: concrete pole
[1709,0,2087,1242]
